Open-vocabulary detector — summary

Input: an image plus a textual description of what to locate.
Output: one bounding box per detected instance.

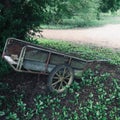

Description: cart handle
[17,46,27,70]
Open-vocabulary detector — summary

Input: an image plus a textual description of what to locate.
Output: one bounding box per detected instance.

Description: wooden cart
[2,38,102,93]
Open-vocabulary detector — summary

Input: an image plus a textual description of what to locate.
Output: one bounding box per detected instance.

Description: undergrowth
[1,69,120,120]
[0,38,120,120]
[41,13,120,29]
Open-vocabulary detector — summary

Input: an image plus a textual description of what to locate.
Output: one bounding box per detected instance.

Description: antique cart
[2,38,102,93]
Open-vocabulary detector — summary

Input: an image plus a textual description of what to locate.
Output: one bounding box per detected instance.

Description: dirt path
[42,24,120,50]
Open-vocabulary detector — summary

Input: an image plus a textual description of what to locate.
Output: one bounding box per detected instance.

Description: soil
[1,62,120,110]
[42,24,120,50]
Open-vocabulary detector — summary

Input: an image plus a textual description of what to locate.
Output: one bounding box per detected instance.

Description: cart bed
[2,38,87,74]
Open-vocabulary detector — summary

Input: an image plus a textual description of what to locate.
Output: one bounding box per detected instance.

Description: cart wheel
[48,65,74,93]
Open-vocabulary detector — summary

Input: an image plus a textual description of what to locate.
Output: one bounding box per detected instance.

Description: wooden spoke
[55,71,62,77]
[62,67,66,77]
[64,74,71,79]
[58,81,63,90]
[52,79,61,86]
[63,80,68,85]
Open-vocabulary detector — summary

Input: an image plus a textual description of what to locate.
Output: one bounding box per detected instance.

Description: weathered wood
[23,60,55,72]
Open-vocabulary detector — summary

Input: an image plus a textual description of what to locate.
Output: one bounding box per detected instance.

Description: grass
[96,12,120,26]
[40,12,120,29]
[37,38,120,65]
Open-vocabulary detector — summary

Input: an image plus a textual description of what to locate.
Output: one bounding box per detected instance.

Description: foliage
[67,0,100,22]
[1,69,120,119]
[43,0,70,24]
[43,0,120,25]
[43,0,100,25]
[0,59,11,77]
[100,0,120,12]
[0,0,45,46]
[41,13,120,28]
[0,0,47,77]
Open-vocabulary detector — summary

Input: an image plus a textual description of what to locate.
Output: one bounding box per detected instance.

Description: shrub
[0,0,46,77]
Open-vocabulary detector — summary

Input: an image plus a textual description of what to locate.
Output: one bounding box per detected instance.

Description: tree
[100,0,120,12]
[43,0,71,24]
[68,0,100,21]
[0,0,47,77]
[0,0,46,45]
[43,0,100,24]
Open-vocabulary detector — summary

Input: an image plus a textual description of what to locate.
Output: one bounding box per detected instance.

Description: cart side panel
[71,58,86,70]
[4,38,27,57]
[24,49,48,62]
[70,59,87,78]
[23,49,70,72]
[23,49,48,71]
[23,48,56,72]
[49,54,69,65]
[2,38,29,70]
[23,60,56,72]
